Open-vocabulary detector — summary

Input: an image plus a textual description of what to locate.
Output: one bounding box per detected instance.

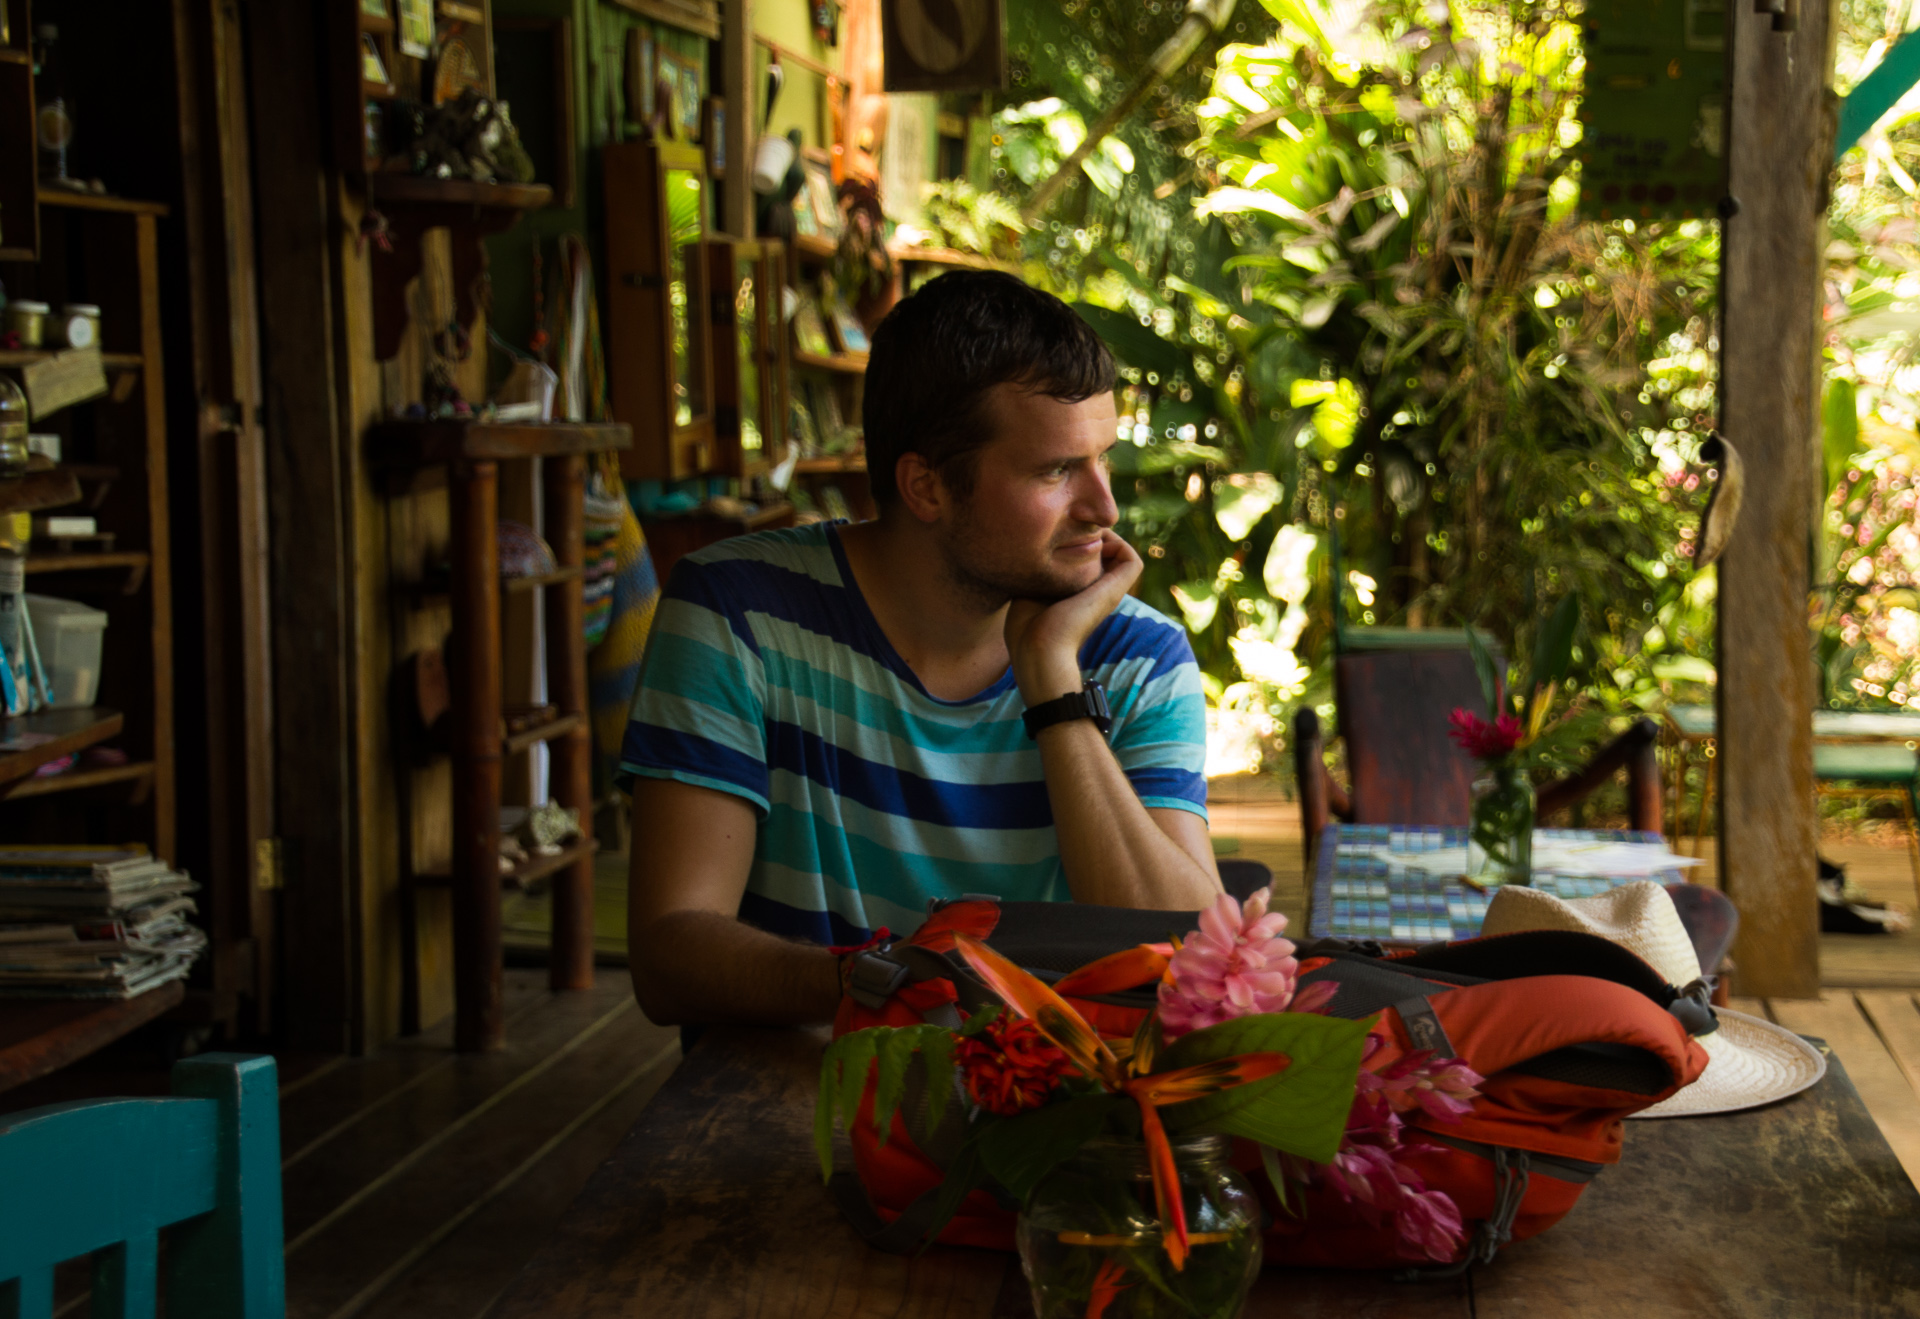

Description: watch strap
[1022,679,1112,739]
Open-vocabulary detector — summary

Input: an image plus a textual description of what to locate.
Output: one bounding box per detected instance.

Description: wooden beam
[246,0,358,1053]
[1716,0,1836,998]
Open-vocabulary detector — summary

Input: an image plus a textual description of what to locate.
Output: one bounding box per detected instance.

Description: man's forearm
[628,908,842,1026]
[1034,719,1222,909]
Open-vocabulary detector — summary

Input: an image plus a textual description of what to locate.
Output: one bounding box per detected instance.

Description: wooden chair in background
[0,1053,284,1318]
[1292,646,1664,872]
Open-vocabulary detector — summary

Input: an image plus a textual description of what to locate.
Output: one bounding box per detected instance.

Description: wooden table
[491,1023,1920,1318]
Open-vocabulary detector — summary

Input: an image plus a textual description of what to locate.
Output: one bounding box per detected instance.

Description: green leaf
[1823,377,1861,499]
[917,1128,993,1254]
[921,1035,956,1136]
[1466,621,1500,715]
[958,1003,1002,1038]
[976,1094,1126,1202]
[1530,594,1581,691]
[1157,1012,1373,1163]
[833,1030,879,1147]
[1070,302,1189,381]
[1259,1141,1299,1218]
[816,1044,840,1182]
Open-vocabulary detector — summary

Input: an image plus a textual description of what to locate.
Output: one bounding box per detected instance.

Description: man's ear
[895,451,949,525]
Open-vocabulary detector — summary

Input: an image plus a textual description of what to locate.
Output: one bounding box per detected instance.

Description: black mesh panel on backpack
[970,903,1201,978]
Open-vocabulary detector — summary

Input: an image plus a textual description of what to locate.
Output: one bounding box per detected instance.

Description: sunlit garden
[899,0,1920,827]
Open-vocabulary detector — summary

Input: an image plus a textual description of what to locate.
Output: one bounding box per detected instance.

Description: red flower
[953,1013,1076,1116]
[1447,708,1522,760]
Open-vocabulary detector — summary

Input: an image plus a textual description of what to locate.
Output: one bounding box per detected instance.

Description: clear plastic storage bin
[25,594,108,709]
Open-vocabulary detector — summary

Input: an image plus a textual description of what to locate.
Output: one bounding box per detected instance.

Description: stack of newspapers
[0,846,206,999]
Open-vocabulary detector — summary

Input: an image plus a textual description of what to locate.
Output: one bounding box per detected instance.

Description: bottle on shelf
[0,378,27,477]
[34,24,73,188]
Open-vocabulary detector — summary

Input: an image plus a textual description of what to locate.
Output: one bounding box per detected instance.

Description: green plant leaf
[874,1026,955,1148]
[1466,620,1500,715]
[1824,377,1861,498]
[1070,302,1189,381]
[976,1094,1127,1202]
[1530,594,1581,691]
[1157,1012,1372,1163]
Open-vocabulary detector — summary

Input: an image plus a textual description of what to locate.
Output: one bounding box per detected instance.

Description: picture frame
[361,0,393,18]
[791,295,834,359]
[702,97,726,177]
[827,299,870,355]
[625,28,656,126]
[362,33,393,86]
[396,0,435,59]
[656,48,702,143]
[802,151,841,239]
[789,394,821,455]
[789,186,819,238]
[432,10,492,103]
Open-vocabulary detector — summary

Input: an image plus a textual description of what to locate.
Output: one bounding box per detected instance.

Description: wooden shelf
[792,350,867,376]
[24,551,151,592]
[889,243,1019,273]
[504,565,585,594]
[0,351,142,370]
[37,190,169,217]
[793,456,867,474]
[414,837,597,892]
[1,760,154,800]
[366,174,553,210]
[790,233,837,265]
[503,712,584,756]
[0,49,29,66]
[359,9,396,32]
[0,980,186,1095]
[0,708,125,784]
[0,468,81,516]
[368,419,632,467]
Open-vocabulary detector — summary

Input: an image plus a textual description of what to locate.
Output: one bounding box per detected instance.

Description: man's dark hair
[861,270,1116,508]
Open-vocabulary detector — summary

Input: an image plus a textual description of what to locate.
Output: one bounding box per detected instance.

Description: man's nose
[1073,461,1118,528]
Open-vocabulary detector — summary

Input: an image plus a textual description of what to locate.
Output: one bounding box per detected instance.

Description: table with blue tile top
[1306,823,1682,943]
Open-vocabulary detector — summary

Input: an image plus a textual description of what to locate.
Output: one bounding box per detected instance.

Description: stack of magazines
[0,846,206,999]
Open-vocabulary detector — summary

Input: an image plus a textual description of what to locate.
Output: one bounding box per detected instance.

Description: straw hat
[1480,881,1825,1118]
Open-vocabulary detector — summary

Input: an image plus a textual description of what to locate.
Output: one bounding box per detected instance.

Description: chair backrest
[1335,648,1489,826]
[1217,857,1274,903]
[0,1053,284,1319]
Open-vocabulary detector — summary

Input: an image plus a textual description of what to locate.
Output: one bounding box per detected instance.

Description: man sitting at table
[620,270,1221,1027]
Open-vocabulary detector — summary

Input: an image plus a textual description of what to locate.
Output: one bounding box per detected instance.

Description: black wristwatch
[1022,679,1113,740]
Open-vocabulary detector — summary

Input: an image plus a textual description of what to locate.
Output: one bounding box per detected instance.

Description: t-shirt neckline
[824,520,1017,708]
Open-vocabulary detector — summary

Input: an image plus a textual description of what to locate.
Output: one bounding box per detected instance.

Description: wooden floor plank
[280,977,637,1245]
[277,969,553,1159]
[355,1043,682,1319]
[285,1004,676,1319]
[1768,993,1920,1187]
[1856,991,1920,1102]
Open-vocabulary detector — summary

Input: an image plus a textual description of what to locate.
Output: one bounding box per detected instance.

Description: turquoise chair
[0,1053,284,1319]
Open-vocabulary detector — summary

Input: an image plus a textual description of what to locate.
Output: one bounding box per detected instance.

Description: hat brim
[1628,1009,1826,1118]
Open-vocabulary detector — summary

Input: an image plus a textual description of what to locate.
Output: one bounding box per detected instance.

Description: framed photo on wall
[656,47,702,143]
[624,28,656,125]
[802,151,840,239]
[702,97,726,176]
[396,0,434,58]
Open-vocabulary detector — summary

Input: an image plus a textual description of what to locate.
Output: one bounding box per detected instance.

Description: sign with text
[1579,0,1726,220]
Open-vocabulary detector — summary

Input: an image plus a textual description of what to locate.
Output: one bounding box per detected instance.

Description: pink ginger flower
[1321,1141,1468,1263]
[1448,708,1523,760]
[1357,1044,1484,1124]
[1158,887,1299,1038]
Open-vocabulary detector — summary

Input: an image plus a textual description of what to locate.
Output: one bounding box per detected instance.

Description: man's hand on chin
[1005,530,1143,704]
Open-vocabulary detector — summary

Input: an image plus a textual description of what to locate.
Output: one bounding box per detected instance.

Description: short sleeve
[1088,603,1210,821]
[617,558,772,815]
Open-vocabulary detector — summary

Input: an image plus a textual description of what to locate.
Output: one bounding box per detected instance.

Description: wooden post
[1716,0,1835,998]
[451,461,505,1050]
[544,454,595,993]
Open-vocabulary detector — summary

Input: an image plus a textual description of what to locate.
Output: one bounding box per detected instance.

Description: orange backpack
[830,899,1709,1271]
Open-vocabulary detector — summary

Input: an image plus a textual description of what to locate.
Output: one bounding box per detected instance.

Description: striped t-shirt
[619,522,1208,945]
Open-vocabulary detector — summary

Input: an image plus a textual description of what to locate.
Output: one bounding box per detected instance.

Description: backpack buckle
[846,950,912,1009]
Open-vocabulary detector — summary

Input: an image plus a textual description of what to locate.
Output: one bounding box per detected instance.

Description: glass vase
[1016,1134,1262,1319]
[1470,759,1536,885]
